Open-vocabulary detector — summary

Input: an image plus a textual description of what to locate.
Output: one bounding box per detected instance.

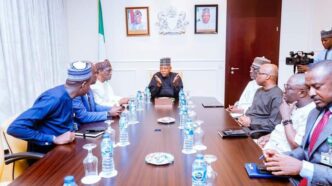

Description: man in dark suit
[264,60,332,185]
[148,57,183,99]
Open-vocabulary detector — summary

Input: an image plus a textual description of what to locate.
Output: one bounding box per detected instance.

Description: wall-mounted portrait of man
[125,7,150,36]
[195,4,218,34]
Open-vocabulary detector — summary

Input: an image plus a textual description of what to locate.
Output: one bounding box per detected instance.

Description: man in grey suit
[264,60,332,186]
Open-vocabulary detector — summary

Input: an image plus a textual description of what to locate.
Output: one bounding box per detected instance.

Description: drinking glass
[204,154,218,186]
[194,120,207,151]
[81,143,100,184]
[105,120,116,147]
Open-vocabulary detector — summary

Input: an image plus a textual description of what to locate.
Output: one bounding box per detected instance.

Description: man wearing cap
[7,61,93,154]
[148,57,183,100]
[227,57,271,116]
[91,59,129,107]
[297,28,332,73]
[73,63,122,125]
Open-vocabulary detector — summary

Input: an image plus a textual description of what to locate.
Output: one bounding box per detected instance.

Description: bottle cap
[103,133,110,138]
[64,175,74,183]
[196,154,204,159]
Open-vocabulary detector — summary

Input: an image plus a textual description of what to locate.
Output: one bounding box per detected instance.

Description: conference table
[10,97,290,186]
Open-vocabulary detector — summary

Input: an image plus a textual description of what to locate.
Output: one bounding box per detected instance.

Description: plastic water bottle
[128,98,138,124]
[118,117,130,147]
[136,91,144,111]
[100,133,117,178]
[63,175,77,186]
[182,119,196,154]
[145,87,151,103]
[179,107,188,129]
[192,154,207,186]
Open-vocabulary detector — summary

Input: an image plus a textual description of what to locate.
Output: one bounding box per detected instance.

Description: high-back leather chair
[0,115,43,181]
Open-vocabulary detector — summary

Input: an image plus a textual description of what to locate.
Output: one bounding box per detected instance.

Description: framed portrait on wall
[195,4,218,34]
[125,7,150,36]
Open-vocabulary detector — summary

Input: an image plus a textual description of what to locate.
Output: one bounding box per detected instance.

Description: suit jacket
[288,108,332,186]
[73,90,110,124]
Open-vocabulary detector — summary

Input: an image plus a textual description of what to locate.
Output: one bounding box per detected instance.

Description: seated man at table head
[257,73,315,153]
[73,63,122,125]
[90,59,129,107]
[148,57,183,100]
[7,61,93,154]
[238,63,283,133]
[227,56,271,115]
[264,60,332,186]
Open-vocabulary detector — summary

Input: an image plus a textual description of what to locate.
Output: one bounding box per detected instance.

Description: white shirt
[236,80,260,112]
[90,80,122,107]
[264,102,316,153]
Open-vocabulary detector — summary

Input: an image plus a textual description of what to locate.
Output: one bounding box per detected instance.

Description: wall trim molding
[110,59,225,63]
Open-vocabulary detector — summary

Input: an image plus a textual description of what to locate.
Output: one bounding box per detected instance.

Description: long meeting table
[10,97,290,186]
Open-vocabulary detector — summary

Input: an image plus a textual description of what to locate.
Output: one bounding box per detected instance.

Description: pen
[258,154,264,160]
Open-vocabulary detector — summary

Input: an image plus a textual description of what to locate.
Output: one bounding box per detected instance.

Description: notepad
[75,124,106,138]
[201,97,224,108]
[245,163,288,179]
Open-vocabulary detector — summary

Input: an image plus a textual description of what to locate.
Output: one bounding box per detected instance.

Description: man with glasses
[227,57,271,116]
[91,59,129,107]
[257,74,315,153]
[264,61,332,186]
[238,64,283,134]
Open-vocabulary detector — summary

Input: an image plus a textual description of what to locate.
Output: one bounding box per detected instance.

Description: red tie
[299,110,332,186]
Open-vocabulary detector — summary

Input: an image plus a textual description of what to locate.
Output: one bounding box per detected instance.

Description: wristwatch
[282,119,293,126]
[107,111,111,117]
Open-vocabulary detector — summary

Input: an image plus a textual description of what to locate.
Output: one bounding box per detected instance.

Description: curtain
[0,0,68,123]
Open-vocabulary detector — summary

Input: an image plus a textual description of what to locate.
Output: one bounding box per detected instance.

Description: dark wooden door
[225,0,282,106]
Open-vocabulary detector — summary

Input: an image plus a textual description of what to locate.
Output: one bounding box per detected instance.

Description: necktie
[299,109,331,186]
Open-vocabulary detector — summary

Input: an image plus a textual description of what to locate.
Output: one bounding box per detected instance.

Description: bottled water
[136,91,144,111]
[192,154,207,186]
[145,87,151,103]
[63,175,77,186]
[100,133,117,178]
[128,98,138,125]
[182,119,196,154]
[118,117,130,147]
[179,107,188,129]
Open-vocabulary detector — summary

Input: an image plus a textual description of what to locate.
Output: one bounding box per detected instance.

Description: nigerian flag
[98,0,106,61]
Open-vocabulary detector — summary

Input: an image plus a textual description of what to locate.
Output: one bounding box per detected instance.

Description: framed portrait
[125,7,150,36]
[195,4,218,34]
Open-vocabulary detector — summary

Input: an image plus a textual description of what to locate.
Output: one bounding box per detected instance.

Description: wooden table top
[10,97,290,186]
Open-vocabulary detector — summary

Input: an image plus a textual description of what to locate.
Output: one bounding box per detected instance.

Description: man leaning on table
[73,63,122,125]
[257,74,315,153]
[7,61,93,154]
[264,61,332,186]
[238,63,283,133]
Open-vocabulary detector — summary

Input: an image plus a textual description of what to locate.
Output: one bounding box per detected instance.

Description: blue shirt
[7,85,74,146]
[73,89,110,124]
[313,49,332,63]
